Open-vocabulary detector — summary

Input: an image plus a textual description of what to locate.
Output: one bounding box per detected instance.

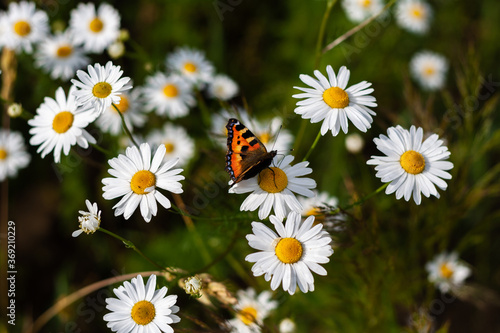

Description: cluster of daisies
[340,0,449,91]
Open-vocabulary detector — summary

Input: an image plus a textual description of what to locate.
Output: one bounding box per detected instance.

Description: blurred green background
[2,0,500,332]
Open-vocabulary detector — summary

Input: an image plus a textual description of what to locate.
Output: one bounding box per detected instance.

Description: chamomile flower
[28,86,97,163]
[395,0,432,34]
[96,88,146,135]
[299,191,339,220]
[68,2,120,53]
[425,252,471,293]
[104,274,180,333]
[146,123,195,167]
[226,288,278,333]
[410,51,449,91]
[71,61,132,116]
[141,72,195,118]
[72,200,101,237]
[345,132,365,153]
[102,143,184,222]
[207,74,239,100]
[35,31,89,81]
[0,1,49,53]
[293,65,377,136]
[367,125,453,205]
[279,318,297,333]
[0,130,31,181]
[230,155,316,220]
[246,212,334,295]
[342,0,384,23]
[166,46,214,86]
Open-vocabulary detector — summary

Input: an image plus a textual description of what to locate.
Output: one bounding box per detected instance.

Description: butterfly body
[225,118,277,186]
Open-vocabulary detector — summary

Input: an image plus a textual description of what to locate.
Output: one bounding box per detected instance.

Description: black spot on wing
[235,123,245,131]
[248,139,258,146]
[242,131,253,139]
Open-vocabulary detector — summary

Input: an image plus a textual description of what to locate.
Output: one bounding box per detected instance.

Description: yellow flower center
[163,84,179,98]
[259,132,271,144]
[400,150,426,175]
[164,142,175,153]
[258,167,288,193]
[361,0,372,8]
[113,95,130,113]
[56,45,73,58]
[0,148,7,160]
[423,66,436,77]
[306,207,325,224]
[411,5,423,18]
[275,237,303,264]
[89,17,104,33]
[237,306,258,326]
[130,300,156,326]
[439,263,454,279]
[183,62,197,73]
[13,21,31,37]
[52,111,74,134]
[130,170,156,194]
[322,87,350,109]
[92,82,112,99]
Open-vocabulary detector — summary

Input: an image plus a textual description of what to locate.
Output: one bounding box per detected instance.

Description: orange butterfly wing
[225,118,277,185]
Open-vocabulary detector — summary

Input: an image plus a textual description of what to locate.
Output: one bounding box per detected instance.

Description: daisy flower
[367,125,453,205]
[0,1,49,53]
[395,0,432,34]
[141,72,195,118]
[298,191,339,220]
[425,252,471,293]
[293,65,377,136]
[102,143,184,222]
[345,132,365,153]
[146,123,195,167]
[229,155,316,220]
[71,61,132,116]
[68,2,120,53]
[183,275,202,296]
[226,288,278,333]
[34,31,90,81]
[279,318,297,333]
[72,200,101,237]
[104,274,180,333]
[246,212,334,295]
[166,46,214,86]
[96,88,146,135]
[0,130,31,181]
[410,51,449,91]
[342,0,384,23]
[28,86,97,163]
[207,74,239,100]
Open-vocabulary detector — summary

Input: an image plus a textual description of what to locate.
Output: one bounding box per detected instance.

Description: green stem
[302,129,322,162]
[89,142,113,157]
[99,227,167,271]
[195,89,211,127]
[314,0,337,69]
[112,103,139,148]
[329,183,389,214]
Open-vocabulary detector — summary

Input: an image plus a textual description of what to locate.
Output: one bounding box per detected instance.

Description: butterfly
[225,118,277,187]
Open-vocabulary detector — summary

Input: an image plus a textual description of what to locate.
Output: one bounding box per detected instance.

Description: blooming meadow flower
[72,200,101,237]
[226,288,278,333]
[425,252,471,293]
[102,143,184,222]
[141,72,195,118]
[293,65,377,136]
[342,0,384,23]
[229,155,316,220]
[279,318,297,333]
[183,275,202,296]
[95,88,146,135]
[0,130,31,181]
[207,74,239,100]
[166,46,214,86]
[68,2,120,53]
[395,0,432,34]
[35,31,90,81]
[246,212,334,295]
[367,125,453,205]
[146,123,195,167]
[410,51,449,91]
[103,274,180,333]
[71,61,132,116]
[28,86,97,163]
[345,132,365,153]
[0,1,49,53]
